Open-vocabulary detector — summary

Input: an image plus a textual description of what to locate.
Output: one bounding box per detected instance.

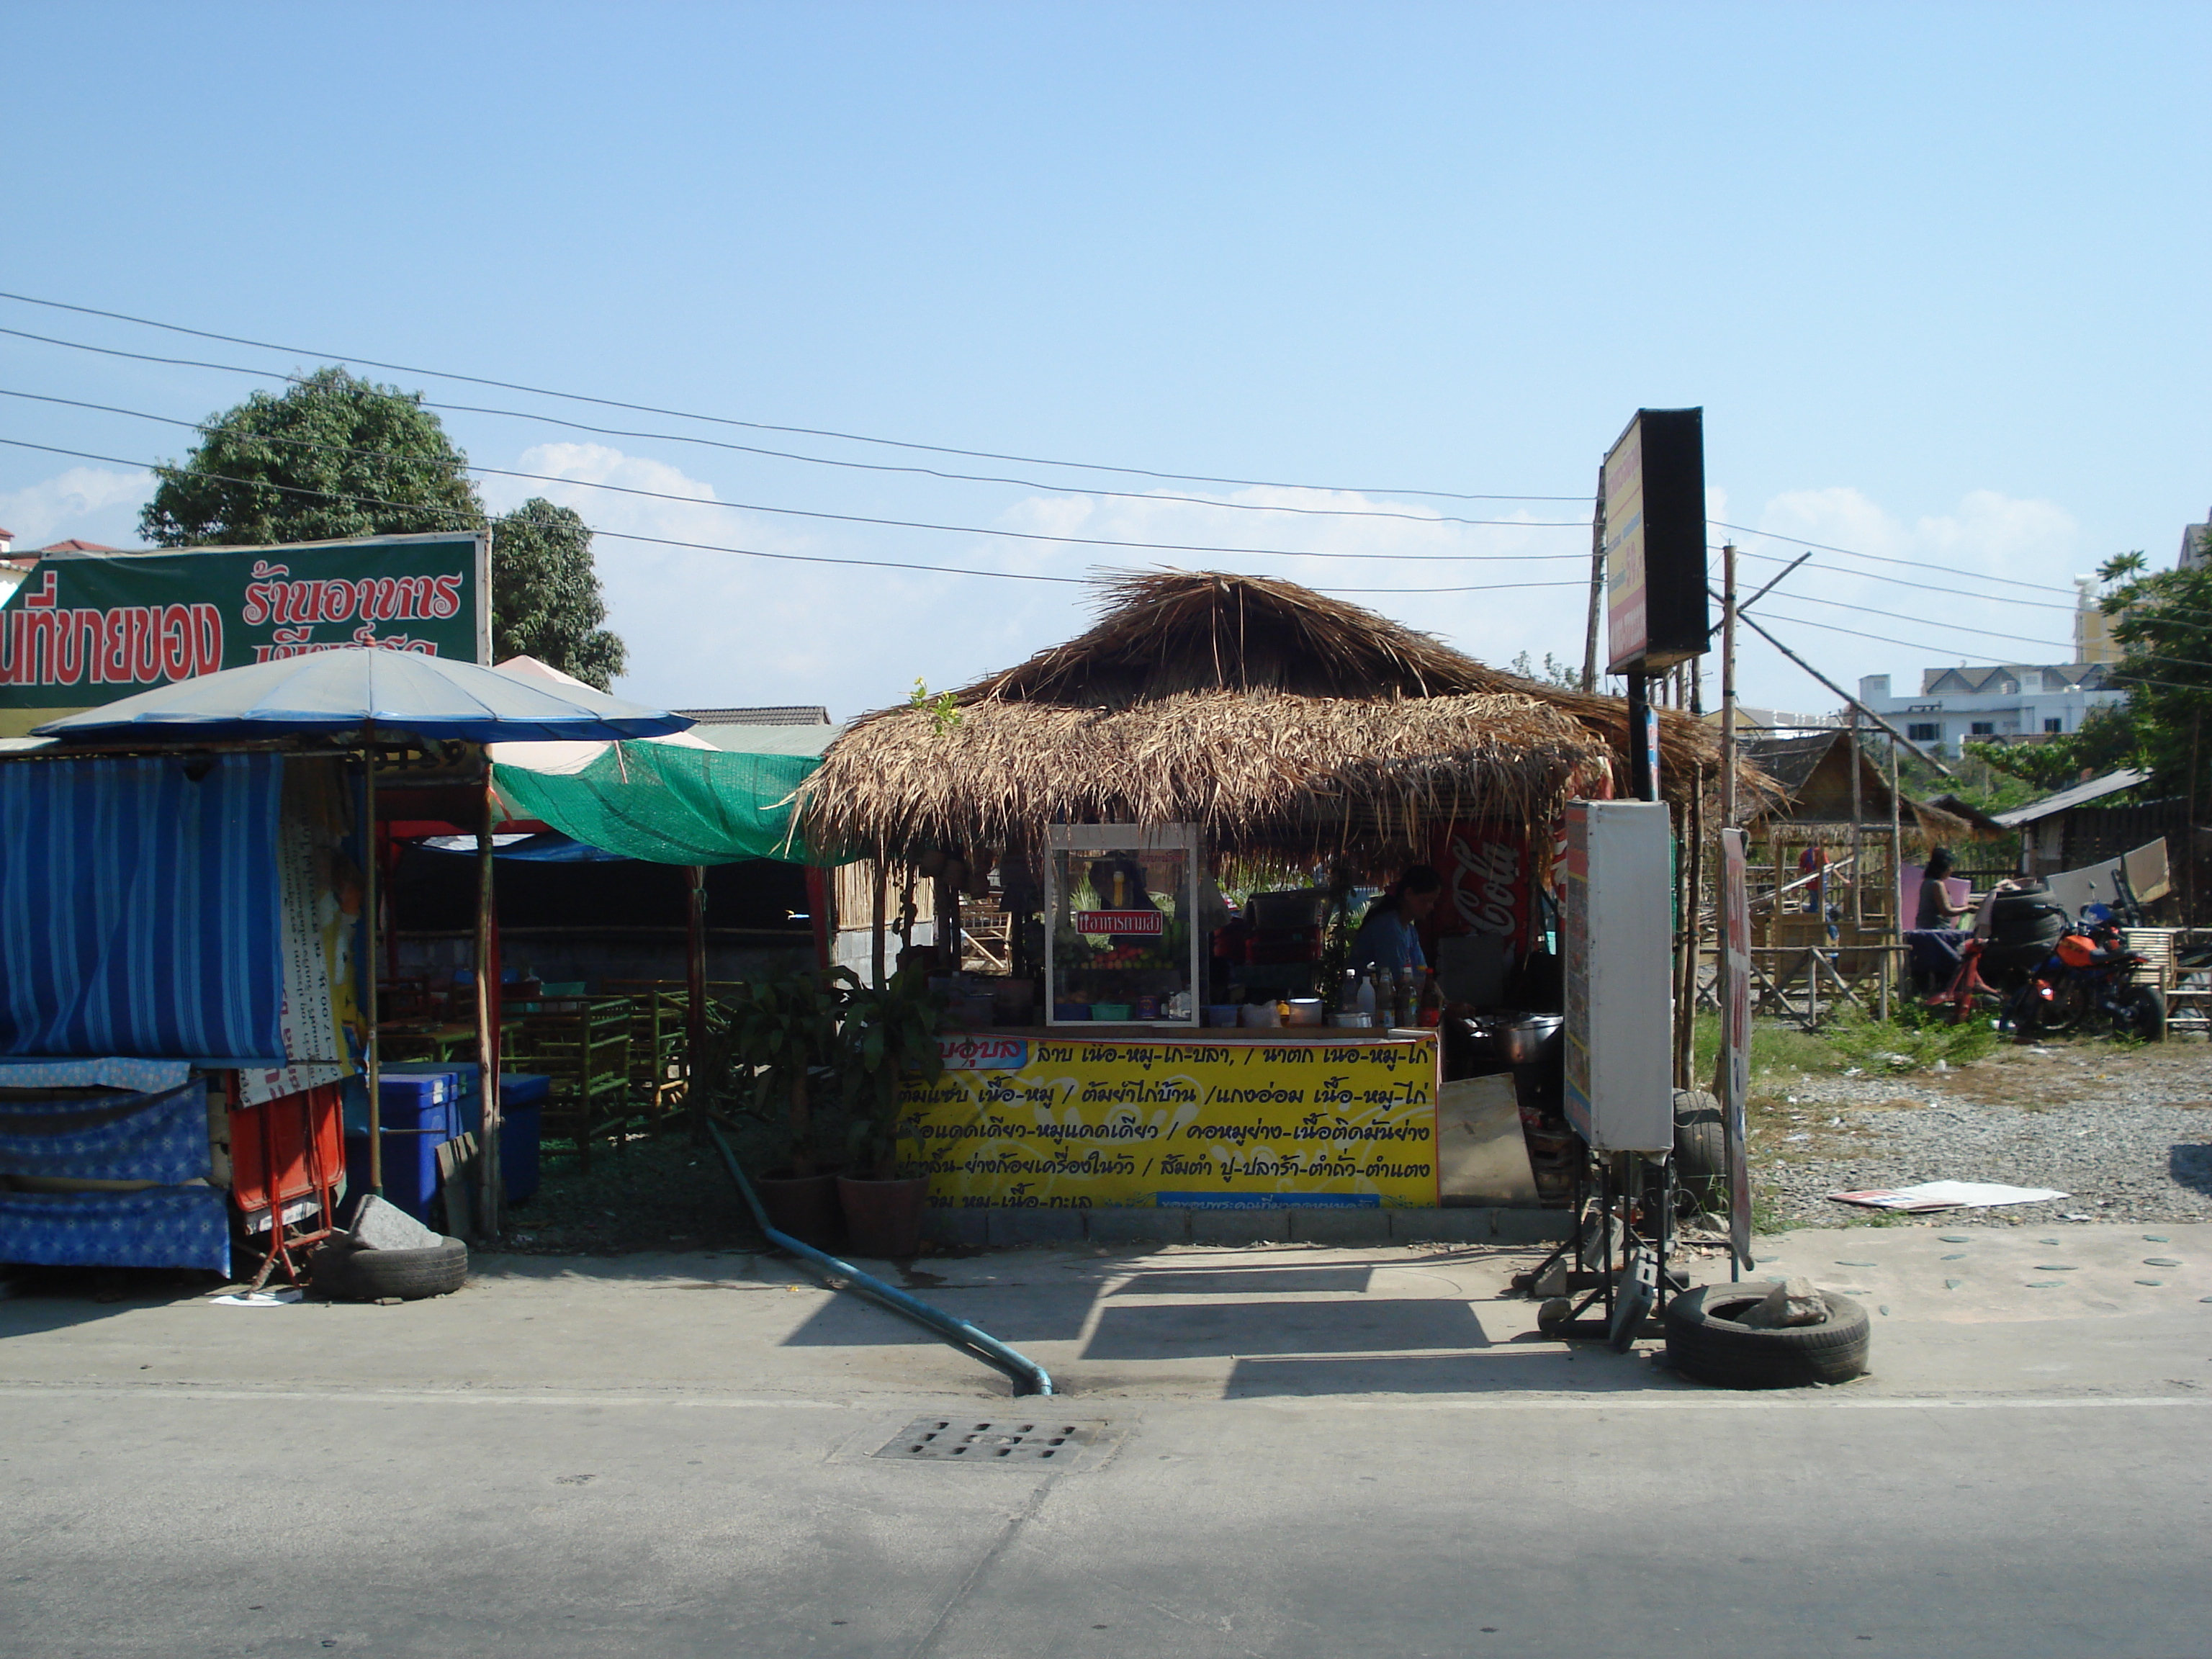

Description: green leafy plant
[909,677,963,734]
[724,968,848,1176]
[837,966,947,1179]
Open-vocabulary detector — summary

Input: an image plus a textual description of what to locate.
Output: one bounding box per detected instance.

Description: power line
[0,386,1588,567]
[0,433,1586,601]
[1715,519,2081,597]
[0,289,1592,503]
[0,322,1593,529]
[1732,546,2076,613]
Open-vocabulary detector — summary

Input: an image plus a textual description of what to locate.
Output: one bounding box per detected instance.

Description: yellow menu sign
[901,1035,1438,1210]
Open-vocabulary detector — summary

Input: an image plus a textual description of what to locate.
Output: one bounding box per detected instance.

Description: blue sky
[2,1,2206,719]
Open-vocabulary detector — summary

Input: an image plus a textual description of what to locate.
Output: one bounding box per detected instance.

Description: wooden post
[686,863,708,1140]
[475,773,502,1235]
[1581,462,1606,693]
[1849,708,1865,931]
[362,728,382,1195]
[1720,544,1738,832]
[871,847,889,988]
[1886,734,1902,1022]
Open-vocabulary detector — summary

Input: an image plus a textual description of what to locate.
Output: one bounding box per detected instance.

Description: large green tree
[140,367,478,547]
[139,367,626,687]
[488,498,626,689]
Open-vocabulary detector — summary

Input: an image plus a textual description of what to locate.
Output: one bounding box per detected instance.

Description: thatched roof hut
[799,570,1740,867]
[1740,732,1988,846]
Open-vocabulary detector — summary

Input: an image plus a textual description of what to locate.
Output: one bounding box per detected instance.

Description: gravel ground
[1752,1037,2212,1229]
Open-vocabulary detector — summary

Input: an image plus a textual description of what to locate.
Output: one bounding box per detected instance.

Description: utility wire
[0,289,1591,503]
[0,323,1590,529]
[1732,546,2076,613]
[0,387,1587,566]
[1715,519,2081,597]
[0,434,1585,600]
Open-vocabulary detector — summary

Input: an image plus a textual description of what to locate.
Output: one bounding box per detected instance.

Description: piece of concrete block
[1488,1207,1575,1245]
[986,1210,1084,1247]
[1189,1208,1290,1245]
[1087,1208,1189,1243]
[349,1194,441,1252]
[921,1208,988,1248]
[1390,1208,1493,1244]
[1287,1208,1392,1246]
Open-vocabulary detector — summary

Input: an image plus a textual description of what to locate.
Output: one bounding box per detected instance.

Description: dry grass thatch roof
[799,570,1744,860]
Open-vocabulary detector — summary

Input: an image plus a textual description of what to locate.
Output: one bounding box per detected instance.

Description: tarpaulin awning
[492,741,839,866]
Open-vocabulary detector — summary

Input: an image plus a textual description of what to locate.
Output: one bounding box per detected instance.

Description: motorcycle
[2009,904,2167,1041]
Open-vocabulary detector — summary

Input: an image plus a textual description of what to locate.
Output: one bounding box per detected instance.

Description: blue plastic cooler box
[496,1074,549,1205]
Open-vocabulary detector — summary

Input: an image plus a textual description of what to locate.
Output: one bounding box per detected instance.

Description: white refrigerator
[1562,799,1674,1154]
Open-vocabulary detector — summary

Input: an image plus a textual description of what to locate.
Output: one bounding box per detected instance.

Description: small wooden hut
[799,570,1745,981]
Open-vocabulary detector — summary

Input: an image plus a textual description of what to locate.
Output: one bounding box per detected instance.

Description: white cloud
[1722,485,2087,715]
[0,466,153,550]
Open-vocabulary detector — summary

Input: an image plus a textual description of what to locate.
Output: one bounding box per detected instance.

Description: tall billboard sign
[1602,408,1708,675]
[0,531,490,737]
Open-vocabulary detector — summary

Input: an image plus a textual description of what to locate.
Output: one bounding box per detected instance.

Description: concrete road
[3,1227,2208,1658]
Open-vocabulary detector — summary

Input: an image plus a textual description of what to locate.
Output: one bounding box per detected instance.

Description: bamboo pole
[1581,462,1606,693]
[686,863,708,1141]
[475,772,501,1235]
[1849,708,1865,931]
[1886,734,1902,1022]
[363,727,382,1195]
[871,848,889,988]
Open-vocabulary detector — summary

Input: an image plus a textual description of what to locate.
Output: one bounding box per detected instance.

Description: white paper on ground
[210,1287,305,1306]
[1828,1180,2069,1211]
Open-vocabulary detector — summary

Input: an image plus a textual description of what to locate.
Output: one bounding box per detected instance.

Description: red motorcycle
[2012,907,2166,1041]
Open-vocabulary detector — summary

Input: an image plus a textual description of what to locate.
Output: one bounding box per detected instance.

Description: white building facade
[1858,663,2122,756]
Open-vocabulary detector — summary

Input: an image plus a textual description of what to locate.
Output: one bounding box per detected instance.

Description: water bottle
[1354,970,1377,1020]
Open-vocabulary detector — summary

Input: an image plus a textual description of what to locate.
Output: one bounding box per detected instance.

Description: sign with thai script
[0,532,488,736]
[1074,909,1164,935]
[901,1035,1438,1210]
[935,1034,1028,1071]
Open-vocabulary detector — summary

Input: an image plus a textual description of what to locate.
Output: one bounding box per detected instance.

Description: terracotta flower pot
[836,1174,930,1259]
[753,1168,843,1249]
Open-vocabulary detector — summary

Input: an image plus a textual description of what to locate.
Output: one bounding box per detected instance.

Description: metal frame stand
[1523,1148,1678,1349]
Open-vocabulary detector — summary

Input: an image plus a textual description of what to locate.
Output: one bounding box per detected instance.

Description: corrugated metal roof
[675,705,832,726]
[1992,767,2148,827]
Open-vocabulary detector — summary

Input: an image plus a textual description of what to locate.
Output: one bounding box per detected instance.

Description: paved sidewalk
[3,1222,2205,1404]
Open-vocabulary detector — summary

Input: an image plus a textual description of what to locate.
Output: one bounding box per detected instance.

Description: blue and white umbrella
[32,646,690,744]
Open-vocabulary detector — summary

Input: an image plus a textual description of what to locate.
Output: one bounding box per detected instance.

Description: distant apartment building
[1858,662,2121,755]
[2180,505,2210,571]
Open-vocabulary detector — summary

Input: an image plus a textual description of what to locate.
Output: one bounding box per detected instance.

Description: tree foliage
[138,367,626,687]
[140,367,477,547]
[489,498,626,689]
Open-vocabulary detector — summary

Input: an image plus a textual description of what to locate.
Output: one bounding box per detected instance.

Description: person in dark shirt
[1915,845,1976,930]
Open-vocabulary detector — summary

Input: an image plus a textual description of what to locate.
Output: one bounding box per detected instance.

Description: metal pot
[1500,1013,1564,1067]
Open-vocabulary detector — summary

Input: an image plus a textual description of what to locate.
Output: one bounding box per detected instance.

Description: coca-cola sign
[1431,821,1529,948]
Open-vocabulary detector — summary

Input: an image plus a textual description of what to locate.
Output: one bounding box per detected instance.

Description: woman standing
[1349,866,1444,976]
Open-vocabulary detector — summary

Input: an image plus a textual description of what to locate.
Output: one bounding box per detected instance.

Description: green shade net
[493,743,840,866]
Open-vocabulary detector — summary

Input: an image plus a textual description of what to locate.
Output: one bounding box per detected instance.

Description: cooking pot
[1500,1013,1564,1067]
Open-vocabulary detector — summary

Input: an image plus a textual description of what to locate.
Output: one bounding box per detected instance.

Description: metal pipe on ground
[705,1120,1054,1398]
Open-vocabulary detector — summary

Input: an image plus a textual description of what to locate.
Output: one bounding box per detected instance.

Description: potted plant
[833,965,946,1257]
[725,968,848,1246]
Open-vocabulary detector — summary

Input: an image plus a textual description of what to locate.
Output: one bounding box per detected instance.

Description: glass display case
[1044,823,1201,1026]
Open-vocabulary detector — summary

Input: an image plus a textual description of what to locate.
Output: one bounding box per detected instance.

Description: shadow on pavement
[1108,1265,1376,1296]
[0,1266,224,1338]
[1082,1298,1495,1359]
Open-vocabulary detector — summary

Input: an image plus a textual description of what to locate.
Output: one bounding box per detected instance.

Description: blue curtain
[0,753,284,1058]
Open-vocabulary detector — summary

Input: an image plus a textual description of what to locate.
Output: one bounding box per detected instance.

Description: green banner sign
[0,532,488,735]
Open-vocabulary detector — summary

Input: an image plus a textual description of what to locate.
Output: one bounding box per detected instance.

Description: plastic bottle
[1418,968,1444,1028]
[1395,970,1418,1030]
[1354,971,1377,1020]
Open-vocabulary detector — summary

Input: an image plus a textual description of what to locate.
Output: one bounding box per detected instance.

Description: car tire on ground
[1662,1282,1871,1389]
[313,1235,469,1301]
[1673,1089,1725,1215]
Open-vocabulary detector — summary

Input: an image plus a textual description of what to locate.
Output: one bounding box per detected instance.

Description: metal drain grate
[876,1418,1101,1463]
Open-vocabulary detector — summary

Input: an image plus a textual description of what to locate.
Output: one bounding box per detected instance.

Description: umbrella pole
[364,727,382,1197]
